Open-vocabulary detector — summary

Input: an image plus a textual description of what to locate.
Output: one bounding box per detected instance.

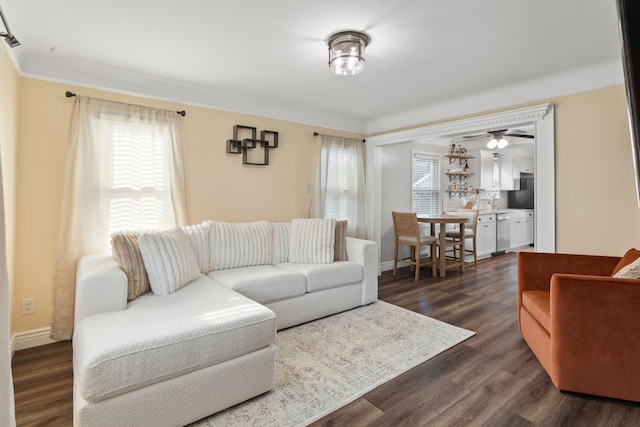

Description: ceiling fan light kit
[327,30,371,76]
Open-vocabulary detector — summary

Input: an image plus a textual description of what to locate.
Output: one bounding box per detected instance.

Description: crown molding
[366,103,551,146]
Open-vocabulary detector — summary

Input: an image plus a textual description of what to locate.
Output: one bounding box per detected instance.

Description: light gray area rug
[192,301,475,427]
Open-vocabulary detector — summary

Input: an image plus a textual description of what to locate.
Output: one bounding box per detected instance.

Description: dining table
[417,213,468,278]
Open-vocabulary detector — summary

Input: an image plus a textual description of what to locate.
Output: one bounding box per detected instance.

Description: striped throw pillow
[138,226,201,296]
[208,220,273,271]
[289,218,336,264]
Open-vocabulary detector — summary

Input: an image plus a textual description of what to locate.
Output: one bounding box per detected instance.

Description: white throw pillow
[138,226,202,296]
[183,221,211,273]
[289,218,336,264]
[208,220,273,271]
[272,222,291,265]
[613,256,640,279]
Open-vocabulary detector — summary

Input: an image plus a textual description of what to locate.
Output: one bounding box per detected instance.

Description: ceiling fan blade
[503,133,534,139]
[462,134,489,139]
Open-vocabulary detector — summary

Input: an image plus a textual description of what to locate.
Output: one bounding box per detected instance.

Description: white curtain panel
[51,96,189,340]
[310,135,366,239]
[0,142,16,425]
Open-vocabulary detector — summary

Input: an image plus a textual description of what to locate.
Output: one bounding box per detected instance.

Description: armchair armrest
[550,273,640,399]
[346,237,379,305]
[74,252,128,326]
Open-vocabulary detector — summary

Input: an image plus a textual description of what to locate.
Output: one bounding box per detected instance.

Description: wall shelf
[445,154,475,165]
[447,189,478,198]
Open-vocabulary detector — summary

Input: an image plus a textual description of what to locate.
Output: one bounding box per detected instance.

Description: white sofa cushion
[278,261,363,293]
[208,220,273,271]
[288,218,336,264]
[138,226,202,296]
[208,265,306,304]
[183,222,211,273]
[73,276,276,402]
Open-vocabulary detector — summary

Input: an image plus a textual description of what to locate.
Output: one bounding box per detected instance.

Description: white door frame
[365,103,555,273]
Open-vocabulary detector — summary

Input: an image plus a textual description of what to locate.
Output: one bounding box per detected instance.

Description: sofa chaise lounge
[72,219,378,426]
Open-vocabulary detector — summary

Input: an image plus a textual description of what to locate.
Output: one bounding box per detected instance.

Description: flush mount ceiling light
[0,4,20,48]
[327,30,371,76]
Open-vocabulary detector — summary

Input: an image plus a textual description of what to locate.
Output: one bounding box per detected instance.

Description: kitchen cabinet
[500,155,534,190]
[516,156,534,174]
[509,210,534,249]
[476,213,496,258]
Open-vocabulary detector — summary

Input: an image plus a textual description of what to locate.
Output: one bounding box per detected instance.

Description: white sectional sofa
[72,219,378,427]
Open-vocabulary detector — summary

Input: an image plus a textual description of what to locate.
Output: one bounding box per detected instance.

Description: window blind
[100,118,173,235]
[412,152,441,215]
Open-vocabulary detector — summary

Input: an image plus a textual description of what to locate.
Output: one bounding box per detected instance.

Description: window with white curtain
[52,96,189,340]
[100,117,174,235]
[310,135,366,238]
[412,151,441,215]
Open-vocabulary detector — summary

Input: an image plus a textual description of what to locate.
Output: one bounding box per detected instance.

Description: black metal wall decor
[227,125,279,165]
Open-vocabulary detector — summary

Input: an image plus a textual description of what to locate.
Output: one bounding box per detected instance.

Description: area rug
[191,301,475,427]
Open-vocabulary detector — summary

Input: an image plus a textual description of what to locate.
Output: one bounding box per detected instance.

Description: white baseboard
[11,327,58,356]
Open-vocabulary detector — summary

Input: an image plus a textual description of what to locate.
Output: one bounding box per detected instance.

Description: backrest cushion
[612,248,640,276]
[111,231,150,301]
[272,222,291,265]
[208,220,273,271]
[289,218,336,264]
[334,220,348,261]
[138,226,202,296]
[183,221,211,273]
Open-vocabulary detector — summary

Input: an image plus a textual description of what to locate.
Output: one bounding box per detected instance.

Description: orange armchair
[517,251,640,402]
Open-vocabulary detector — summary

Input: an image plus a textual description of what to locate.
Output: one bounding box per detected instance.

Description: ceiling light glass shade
[496,137,509,149]
[328,31,371,76]
[487,138,498,149]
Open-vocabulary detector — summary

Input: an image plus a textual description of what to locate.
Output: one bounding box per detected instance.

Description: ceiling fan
[463,129,534,149]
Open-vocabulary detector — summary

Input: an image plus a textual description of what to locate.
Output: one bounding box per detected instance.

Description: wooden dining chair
[392,211,438,281]
[445,208,479,267]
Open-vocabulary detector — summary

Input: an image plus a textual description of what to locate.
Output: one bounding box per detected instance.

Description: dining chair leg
[472,237,477,267]
[431,243,437,277]
[393,243,399,277]
[414,245,420,282]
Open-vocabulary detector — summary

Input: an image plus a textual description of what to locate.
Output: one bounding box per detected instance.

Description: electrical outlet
[21,298,35,315]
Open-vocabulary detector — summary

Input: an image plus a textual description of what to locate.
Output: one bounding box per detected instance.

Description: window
[100,118,175,236]
[310,135,366,238]
[53,96,188,339]
[412,151,441,215]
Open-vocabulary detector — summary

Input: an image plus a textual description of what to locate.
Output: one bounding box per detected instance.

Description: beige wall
[10,78,362,335]
[0,45,19,323]
[6,75,640,336]
[553,85,640,255]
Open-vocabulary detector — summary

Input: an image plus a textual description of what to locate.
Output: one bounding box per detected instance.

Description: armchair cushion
[611,248,640,276]
[613,256,640,279]
[521,290,550,332]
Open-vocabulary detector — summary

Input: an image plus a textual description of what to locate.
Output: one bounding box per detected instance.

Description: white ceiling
[1,0,624,133]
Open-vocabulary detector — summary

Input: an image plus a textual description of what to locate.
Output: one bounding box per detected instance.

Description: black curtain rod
[65,91,186,117]
[313,132,365,143]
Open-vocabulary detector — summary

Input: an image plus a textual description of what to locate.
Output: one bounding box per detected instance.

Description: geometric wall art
[226,125,279,165]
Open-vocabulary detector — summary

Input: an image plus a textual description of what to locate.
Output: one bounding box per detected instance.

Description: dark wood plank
[12,253,640,426]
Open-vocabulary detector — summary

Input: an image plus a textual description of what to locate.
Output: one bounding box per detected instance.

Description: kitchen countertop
[477,208,534,214]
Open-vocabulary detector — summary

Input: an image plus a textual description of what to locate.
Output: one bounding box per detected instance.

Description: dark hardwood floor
[12,253,640,426]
